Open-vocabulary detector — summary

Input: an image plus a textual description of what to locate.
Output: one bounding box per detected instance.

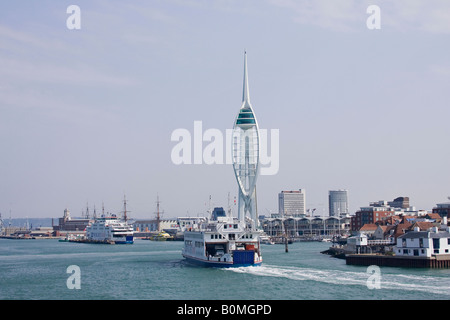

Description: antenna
[227,192,232,217]
[208,195,212,215]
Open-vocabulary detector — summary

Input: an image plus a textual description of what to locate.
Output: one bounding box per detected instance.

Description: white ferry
[182,207,262,267]
[85,215,134,244]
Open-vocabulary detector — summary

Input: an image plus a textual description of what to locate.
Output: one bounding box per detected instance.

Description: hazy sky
[1,0,450,220]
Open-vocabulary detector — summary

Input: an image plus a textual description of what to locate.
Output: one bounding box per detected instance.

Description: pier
[345,254,450,268]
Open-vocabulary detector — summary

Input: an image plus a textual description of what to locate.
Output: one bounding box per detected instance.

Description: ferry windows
[229,234,235,240]
[234,224,238,229]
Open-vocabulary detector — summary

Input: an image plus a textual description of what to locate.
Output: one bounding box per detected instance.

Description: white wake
[225,264,450,296]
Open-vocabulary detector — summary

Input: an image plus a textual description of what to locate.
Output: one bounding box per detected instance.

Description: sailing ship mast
[122,195,129,222]
[156,194,161,232]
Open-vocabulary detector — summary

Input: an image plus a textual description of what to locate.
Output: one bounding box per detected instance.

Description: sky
[1,0,450,220]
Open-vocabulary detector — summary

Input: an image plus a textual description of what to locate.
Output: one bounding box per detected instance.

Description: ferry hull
[183,254,262,268]
[182,251,262,268]
[115,240,134,244]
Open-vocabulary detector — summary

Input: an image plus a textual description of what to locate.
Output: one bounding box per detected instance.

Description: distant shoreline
[2,218,57,228]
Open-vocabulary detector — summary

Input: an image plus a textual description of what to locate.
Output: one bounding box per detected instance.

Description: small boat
[259,234,274,245]
[149,231,173,241]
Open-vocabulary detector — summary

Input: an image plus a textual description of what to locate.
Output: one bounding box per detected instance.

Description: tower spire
[242,50,250,104]
[233,51,260,230]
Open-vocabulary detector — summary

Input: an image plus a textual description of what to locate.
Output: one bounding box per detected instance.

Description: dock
[66,238,116,244]
[345,254,450,268]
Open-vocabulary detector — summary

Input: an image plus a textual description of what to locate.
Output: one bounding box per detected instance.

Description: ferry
[182,207,262,267]
[85,214,134,244]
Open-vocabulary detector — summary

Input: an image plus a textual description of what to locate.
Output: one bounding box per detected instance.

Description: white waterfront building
[395,227,450,257]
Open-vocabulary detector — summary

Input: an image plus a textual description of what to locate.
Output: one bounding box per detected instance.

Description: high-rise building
[232,52,260,229]
[388,197,409,209]
[328,190,349,217]
[278,190,306,217]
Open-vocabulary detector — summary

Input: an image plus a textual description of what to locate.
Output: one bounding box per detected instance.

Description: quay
[345,254,450,268]
[66,238,116,244]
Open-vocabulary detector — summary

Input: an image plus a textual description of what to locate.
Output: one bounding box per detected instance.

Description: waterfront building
[432,202,450,224]
[53,208,91,232]
[328,190,348,217]
[278,190,306,217]
[358,223,378,237]
[232,51,260,230]
[351,206,394,232]
[133,219,178,233]
[373,225,395,240]
[176,217,207,232]
[350,197,413,232]
[260,215,351,238]
[395,227,450,257]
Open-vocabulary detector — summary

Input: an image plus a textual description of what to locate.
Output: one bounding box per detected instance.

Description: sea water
[0,239,449,300]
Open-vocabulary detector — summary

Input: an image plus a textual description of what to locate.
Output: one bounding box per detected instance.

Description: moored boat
[85,214,134,244]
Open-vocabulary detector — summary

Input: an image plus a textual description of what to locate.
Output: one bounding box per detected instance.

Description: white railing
[367,239,395,245]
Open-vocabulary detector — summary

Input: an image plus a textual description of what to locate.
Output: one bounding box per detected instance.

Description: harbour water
[1,239,449,300]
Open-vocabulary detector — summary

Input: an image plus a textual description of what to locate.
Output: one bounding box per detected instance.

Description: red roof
[359,223,378,231]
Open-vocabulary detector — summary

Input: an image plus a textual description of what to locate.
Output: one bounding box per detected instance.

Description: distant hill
[1,218,56,229]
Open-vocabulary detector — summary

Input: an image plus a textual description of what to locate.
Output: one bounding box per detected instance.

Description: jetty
[66,238,116,244]
[346,253,450,268]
